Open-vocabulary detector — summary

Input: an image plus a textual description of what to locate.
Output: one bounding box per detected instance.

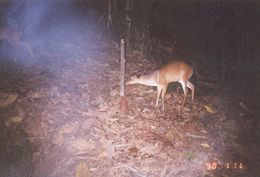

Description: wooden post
[119,39,128,112]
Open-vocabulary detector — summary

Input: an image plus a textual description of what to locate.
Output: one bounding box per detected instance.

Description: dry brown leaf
[200,143,210,148]
[75,162,90,177]
[204,105,216,113]
[5,116,22,126]
[0,93,18,107]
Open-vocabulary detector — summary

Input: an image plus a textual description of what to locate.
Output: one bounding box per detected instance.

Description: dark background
[16,0,259,94]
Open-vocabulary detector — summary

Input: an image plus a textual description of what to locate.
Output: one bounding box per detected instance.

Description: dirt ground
[0,24,259,177]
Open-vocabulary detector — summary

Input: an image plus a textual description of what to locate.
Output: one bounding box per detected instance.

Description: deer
[0,26,34,57]
[126,60,195,112]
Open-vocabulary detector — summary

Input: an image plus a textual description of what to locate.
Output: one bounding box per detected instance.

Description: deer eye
[128,75,136,80]
[136,70,146,78]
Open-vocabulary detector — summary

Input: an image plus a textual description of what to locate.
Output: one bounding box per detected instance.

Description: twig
[218,130,225,147]
[114,164,146,177]
[185,133,207,139]
[22,136,45,140]
[107,0,112,27]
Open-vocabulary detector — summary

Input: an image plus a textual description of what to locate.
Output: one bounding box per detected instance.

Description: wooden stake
[119,39,128,112]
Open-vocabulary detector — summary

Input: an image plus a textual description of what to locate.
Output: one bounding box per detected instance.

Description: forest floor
[0,25,259,177]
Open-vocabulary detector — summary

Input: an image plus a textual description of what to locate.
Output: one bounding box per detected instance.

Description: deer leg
[9,39,34,57]
[24,43,34,57]
[187,81,195,103]
[161,86,168,112]
[19,42,34,57]
[7,39,18,49]
[155,86,162,108]
[179,80,188,112]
